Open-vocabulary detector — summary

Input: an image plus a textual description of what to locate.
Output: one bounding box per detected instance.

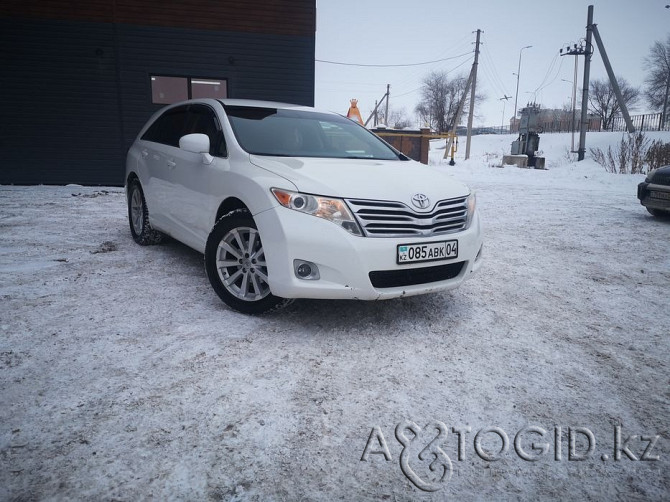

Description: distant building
[1,0,316,185]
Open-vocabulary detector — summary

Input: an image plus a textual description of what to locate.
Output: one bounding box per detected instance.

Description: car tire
[127,179,164,245]
[205,209,293,314]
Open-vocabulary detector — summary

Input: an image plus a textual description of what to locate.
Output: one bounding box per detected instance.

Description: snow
[2,131,670,500]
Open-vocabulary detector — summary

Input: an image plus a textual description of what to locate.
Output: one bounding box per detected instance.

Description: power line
[315,51,473,68]
[533,50,563,95]
[390,41,474,91]
[480,59,508,99]
[533,56,566,104]
[481,43,509,97]
[429,32,474,62]
[392,55,475,98]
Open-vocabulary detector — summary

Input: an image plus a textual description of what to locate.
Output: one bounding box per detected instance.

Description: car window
[185,105,227,157]
[141,106,188,147]
[319,120,374,156]
[141,115,164,143]
[223,106,401,160]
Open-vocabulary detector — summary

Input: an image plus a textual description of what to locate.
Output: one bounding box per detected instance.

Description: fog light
[294,260,320,280]
[297,263,311,277]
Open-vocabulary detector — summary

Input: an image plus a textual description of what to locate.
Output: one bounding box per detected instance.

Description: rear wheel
[205,210,292,314]
[127,180,164,245]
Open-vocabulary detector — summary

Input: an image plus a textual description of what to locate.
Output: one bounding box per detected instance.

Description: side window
[185,105,227,157]
[158,110,188,147]
[140,117,163,143]
[141,107,188,147]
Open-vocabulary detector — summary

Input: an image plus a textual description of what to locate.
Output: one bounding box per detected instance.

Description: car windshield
[223,105,402,160]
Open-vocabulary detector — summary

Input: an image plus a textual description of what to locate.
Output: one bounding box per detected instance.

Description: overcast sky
[314,0,670,128]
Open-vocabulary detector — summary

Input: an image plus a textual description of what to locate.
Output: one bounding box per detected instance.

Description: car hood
[249,155,471,206]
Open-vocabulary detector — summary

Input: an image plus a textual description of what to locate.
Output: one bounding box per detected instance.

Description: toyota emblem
[411,193,430,209]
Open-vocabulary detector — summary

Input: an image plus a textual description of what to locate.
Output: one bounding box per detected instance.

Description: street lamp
[499,95,511,132]
[562,79,578,151]
[513,45,532,120]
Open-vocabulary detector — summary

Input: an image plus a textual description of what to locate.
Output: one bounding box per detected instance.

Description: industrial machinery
[503,103,544,169]
[511,103,543,167]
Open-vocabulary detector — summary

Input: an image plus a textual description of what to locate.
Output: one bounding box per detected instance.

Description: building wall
[0,1,316,185]
[0,0,316,37]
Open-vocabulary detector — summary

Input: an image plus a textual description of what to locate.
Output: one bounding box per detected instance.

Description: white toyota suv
[125,99,483,313]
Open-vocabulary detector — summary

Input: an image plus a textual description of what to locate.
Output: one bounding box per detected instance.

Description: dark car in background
[638,165,670,217]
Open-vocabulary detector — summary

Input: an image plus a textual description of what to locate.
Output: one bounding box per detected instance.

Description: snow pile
[1,131,669,501]
[430,131,670,194]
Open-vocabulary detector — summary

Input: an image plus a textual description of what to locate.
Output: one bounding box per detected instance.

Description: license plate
[397,240,458,264]
[650,190,670,201]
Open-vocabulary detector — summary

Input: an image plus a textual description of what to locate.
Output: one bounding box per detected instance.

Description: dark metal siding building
[0,1,316,185]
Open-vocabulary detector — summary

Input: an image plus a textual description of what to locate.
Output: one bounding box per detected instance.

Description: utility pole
[560,42,586,152]
[571,55,578,151]
[591,23,635,133]
[465,29,481,160]
[385,84,390,127]
[662,70,670,128]
[577,5,594,161]
[364,85,390,127]
[443,68,475,161]
[578,4,635,161]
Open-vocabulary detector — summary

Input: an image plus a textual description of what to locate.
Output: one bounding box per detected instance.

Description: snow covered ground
[1,131,669,500]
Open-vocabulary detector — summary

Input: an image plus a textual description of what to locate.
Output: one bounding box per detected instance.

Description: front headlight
[465,192,476,229]
[271,188,363,236]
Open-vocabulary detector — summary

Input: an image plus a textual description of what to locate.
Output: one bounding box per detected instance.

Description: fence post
[420,128,430,165]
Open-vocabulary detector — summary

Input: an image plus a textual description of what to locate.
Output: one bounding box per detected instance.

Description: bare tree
[386,107,413,129]
[643,34,670,124]
[588,76,640,129]
[415,72,472,133]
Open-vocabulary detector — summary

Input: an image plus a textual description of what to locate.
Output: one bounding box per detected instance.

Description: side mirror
[179,133,210,154]
[179,133,214,164]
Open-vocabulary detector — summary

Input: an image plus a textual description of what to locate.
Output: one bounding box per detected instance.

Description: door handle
[141,150,149,158]
[166,160,176,168]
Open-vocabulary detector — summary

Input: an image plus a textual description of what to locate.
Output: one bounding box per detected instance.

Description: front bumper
[255,205,483,300]
[638,182,670,212]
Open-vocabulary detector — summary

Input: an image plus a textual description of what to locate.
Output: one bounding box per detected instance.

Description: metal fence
[607,113,670,132]
[455,125,511,135]
[475,113,669,136]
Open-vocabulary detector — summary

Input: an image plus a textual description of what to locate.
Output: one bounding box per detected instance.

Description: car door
[138,106,188,231]
[167,104,230,251]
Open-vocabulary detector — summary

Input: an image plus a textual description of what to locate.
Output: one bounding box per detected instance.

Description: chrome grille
[347,196,469,237]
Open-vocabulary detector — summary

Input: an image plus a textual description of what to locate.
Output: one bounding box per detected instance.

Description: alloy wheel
[130,187,144,235]
[215,227,270,301]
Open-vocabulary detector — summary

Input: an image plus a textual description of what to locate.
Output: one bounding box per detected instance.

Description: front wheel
[205,210,292,314]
